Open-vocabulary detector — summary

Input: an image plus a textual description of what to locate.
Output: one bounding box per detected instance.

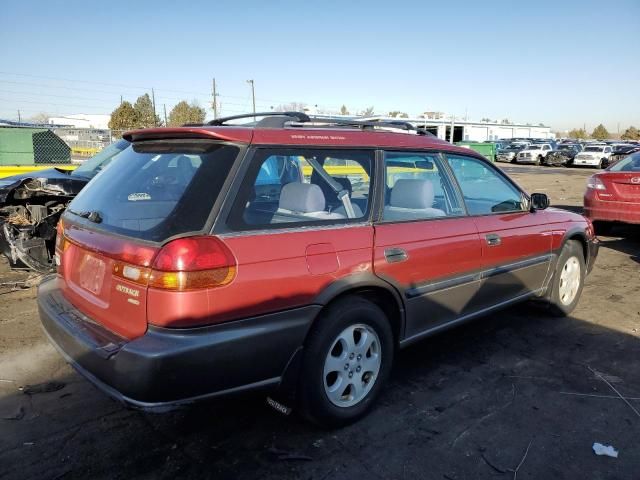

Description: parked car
[584,152,640,234]
[609,144,640,166]
[516,144,553,164]
[573,144,613,169]
[543,144,582,167]
[496,143,526,163]
[38,112,598,427]
[0,139,129,272]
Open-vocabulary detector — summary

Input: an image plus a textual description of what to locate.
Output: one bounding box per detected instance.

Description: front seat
[383,179,446,221]
[277,182,345,219]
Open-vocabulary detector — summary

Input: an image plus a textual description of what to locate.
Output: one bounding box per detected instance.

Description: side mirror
[530,193,550,211]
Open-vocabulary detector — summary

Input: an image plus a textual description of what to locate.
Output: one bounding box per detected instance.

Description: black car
[543,144,582,167]
[609,144,640,166]
[0,139,129,272]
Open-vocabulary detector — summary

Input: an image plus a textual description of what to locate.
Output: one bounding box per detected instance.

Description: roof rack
[185,111,433,136]
[206,111,310,126]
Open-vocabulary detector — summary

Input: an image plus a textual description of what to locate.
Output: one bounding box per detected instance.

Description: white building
[367,116,554,142]
[49,114,110,130]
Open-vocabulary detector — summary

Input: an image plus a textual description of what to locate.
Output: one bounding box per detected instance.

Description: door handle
[384,247,408,263]
[485,234,502,246]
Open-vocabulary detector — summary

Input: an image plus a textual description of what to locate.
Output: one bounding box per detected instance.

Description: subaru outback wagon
[39,112,598,426]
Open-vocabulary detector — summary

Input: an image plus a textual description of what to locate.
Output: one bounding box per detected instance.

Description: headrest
[390,179,435,209]
[279,182,326,213]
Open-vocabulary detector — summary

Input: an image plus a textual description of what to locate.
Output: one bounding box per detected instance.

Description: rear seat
[277,182,345,220]
[383,179,446,221]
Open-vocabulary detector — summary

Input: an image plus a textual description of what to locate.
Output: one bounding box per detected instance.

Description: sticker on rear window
[128,192,151,201]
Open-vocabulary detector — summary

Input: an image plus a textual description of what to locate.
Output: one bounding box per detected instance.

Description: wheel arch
[561,227,589,264]
[312,274,406,345]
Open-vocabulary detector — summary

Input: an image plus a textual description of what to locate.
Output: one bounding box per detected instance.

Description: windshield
[68,140,239,241]
[558,145,576,151]
[527,145,542,150]
[584,146,604,152]
[609,153,640,172]
[71,139,129,179]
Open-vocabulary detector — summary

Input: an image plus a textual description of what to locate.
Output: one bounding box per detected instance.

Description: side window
[446,154,525,215]
[228,148,372,230]
[382,152,463,222]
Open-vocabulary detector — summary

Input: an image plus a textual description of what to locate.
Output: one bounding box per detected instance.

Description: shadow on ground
[1,301,639,480]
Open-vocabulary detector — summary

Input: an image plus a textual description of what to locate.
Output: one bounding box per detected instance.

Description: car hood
[0,168,89,203]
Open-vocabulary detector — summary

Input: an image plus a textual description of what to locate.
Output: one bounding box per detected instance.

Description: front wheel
[547,240,585,316]
[298,297,394,427]
[536,155,543,165]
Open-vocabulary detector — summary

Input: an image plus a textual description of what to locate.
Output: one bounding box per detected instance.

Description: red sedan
[584,152,640,234]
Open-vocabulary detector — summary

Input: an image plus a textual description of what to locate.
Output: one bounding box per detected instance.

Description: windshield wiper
[68,208,103,223]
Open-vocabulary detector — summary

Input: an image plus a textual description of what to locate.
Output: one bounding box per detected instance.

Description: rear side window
[68,141,239,241]
[383,152,464,221]
[227,148,373,230]
[446,154,524,215]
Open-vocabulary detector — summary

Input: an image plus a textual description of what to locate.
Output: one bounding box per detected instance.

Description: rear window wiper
[67,208,103,223]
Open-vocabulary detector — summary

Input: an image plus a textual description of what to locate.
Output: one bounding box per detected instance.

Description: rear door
[373,151,483,340]
[216,147,376,321]
[445,154,552,308]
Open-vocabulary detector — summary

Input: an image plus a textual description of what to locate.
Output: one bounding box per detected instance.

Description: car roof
[122,113,486,159]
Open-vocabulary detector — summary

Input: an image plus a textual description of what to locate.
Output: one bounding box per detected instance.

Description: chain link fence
[0,125,124,166]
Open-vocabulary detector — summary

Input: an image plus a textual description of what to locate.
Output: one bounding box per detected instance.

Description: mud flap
[266,346,304,416]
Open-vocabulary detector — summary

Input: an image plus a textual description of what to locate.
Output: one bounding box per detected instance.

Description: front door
[445,154,552,309]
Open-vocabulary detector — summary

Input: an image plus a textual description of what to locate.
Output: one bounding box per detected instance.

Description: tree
[108,101,138,132]
[340,105,350,116]
[28,112,50,124]
[568,128,588,140]
[360,106,375,117]
[388,111,409,118]
[621,126,639,140]
[501,118,511,124]
[168,101,206,127]
[591,124,610,140]
[481,117,491,122]
[133,93,160,128]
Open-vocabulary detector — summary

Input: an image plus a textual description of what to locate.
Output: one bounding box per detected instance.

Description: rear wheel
[298,297,394,427]
[547,240,585,316]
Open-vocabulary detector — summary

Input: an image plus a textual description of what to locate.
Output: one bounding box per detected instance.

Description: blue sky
[1,0,638,132]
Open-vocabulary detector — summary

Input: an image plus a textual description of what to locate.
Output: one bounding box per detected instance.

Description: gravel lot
[1,164,638,480]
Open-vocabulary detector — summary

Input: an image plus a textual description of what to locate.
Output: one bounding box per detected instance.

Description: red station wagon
[39,112,598,426]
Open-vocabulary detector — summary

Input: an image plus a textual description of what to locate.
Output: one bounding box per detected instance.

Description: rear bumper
[584,195,640,224]
[38,276,319,410]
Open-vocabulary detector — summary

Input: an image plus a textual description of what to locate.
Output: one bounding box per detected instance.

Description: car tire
[297,296,394,428]
[599,158,606,169]
[547,240,586,317]
[536,155,543,165]
[593,221,614,236]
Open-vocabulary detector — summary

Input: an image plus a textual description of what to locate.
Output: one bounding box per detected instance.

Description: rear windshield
[67,140,239,241]
[609,153,640,172]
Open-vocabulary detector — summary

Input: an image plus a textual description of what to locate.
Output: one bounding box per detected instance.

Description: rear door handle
[384,247,408,263]
[485,234,501,246]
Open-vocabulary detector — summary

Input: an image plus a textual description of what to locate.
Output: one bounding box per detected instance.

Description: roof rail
[206,111,310,126]
[302,117,432,136]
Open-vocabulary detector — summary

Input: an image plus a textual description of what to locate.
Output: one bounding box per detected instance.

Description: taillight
[113,236,236,291]
[587,176,606,190]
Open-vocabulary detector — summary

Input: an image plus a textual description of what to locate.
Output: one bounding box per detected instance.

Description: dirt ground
[1,164,638,480]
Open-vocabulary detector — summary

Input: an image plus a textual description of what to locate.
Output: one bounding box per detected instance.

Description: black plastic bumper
[38,276,319,410]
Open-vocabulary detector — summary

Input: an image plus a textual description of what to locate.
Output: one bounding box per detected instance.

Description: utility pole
[212,78,219,119]
[151,89,157,126]
[120,95,123,105]
[163,104,168,126]
[246,79,256,120]
[17,110,21,123]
